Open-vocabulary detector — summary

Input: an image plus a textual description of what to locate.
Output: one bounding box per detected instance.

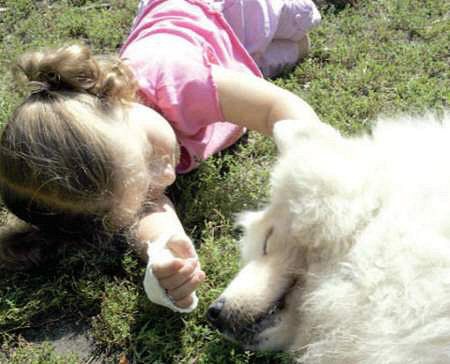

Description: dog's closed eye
[263,227,274,255]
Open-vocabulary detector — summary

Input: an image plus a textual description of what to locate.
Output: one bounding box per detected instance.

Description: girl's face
[128,102,179,187]
[109,102,179,227]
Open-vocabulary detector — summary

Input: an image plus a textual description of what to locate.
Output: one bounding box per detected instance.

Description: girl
[0,0,321,312]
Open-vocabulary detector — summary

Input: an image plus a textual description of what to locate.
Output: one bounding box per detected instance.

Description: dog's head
[209,116,450,362]
[207,207,306,351]
[206,120,336,350]
[207,120,374,350]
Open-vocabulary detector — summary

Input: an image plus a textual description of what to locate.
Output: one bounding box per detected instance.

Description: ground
[0,0,449,363]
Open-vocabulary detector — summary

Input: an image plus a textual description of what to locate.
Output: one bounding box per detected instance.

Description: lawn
[0,0,449,363]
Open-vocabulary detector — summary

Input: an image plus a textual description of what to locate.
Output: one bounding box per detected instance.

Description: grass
[0,0,449,363]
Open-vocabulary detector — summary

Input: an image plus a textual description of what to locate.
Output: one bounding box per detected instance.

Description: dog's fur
[208,113,450,363]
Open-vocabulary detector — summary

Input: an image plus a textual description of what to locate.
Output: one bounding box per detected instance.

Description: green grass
[0,0,449,362]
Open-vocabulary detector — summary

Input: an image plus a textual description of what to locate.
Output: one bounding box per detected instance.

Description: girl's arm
[132,195,205,309]
[212,66,320,136]
[132,195,187,258]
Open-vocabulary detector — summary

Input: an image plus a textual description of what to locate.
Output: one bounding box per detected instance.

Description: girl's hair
[0,44,141,270]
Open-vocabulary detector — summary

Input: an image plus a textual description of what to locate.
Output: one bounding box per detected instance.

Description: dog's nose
[207,297,226,329]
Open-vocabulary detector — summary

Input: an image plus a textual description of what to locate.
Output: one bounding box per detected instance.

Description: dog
[207,113,450,363]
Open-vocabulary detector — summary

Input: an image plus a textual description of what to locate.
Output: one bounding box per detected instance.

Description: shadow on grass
[23,320,101,363]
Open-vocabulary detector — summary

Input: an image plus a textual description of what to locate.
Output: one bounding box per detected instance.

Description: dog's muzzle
[206,297,227,332]
[207,279,297,347]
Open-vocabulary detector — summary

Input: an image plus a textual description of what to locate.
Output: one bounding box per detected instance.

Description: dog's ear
[273,119,341,155]
[235,210,266,230]
[273,119,303,155]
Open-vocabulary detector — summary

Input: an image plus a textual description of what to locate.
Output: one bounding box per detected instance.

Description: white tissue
[143,235,199,313]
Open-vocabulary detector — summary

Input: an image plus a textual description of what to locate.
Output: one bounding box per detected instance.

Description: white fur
[219,112,450,363]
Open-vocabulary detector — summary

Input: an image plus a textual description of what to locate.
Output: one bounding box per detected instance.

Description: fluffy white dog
[207,113,450,364]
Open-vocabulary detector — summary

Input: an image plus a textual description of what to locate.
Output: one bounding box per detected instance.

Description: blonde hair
[0,44,142,269]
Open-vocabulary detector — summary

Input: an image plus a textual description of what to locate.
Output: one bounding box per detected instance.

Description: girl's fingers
[159,259,198,290]
[168,270,206,301]
[152,258,184,279]
[174,295,193,309]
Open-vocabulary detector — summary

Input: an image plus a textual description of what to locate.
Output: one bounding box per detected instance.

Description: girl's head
[0,44,178,268]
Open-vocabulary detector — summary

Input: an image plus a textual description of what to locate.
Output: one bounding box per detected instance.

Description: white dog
[207,113,450,364]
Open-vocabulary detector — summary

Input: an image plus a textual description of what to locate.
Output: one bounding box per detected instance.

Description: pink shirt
[120,0,262,173]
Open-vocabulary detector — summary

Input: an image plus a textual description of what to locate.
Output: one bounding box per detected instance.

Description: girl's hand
[152,235,206,308]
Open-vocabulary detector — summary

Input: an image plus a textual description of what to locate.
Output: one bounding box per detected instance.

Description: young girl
[0,0,321,312]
